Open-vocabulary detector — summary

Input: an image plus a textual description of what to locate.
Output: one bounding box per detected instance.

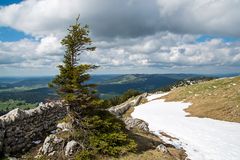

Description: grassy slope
[164,76,240,122]
[115,98,186,160]
[0,100,37,111]
[100,129,186,160]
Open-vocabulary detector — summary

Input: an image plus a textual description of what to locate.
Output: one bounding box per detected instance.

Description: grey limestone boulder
[108,93,148,117]
[108,102,132,116]
[40,134,64,156]
[156,144,168,153]
[0,108,27,124]
[133,93,148,106]
[124,117,149,132]
[65,140,79,156]
[57,122,73,131]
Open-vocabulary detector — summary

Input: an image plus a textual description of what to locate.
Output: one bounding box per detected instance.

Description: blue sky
[0,0,27,42]
[0,26,33,41]
[0,0,22,6]
[0,0,240,76]
[0,1,25,41]
[196,35,240,43]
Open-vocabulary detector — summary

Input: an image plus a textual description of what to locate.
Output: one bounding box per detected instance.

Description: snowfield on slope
[131,93,240,160]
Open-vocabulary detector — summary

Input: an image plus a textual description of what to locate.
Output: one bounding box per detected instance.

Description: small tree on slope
[49,18,136,159]
[49,17,98,112]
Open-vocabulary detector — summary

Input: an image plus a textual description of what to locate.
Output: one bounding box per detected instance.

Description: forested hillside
[0,74,213,113]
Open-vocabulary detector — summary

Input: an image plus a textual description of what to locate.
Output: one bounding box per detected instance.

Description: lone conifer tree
[49,17,97,111]
[49,18,137,159]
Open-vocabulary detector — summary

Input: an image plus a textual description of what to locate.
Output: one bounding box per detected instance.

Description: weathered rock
[133,93,148,106]
[57,122,73,131]
[40,134,64,156]
[156,144,168,153]
[0,101,67,155]
[124,117,149,132]
[108,103,132,116]
[0,108,27,124]
[108,93,148,117]
[65,140,79,156]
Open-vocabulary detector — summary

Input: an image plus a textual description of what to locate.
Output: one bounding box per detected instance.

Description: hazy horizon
[0,72,240,78]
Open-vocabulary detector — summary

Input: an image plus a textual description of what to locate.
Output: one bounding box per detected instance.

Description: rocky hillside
[3,76,235,159]
[107,93,187,160]
[0,93,186,160]
[1,77,238,159]
[164,76,240,122]
[0,101,66,156]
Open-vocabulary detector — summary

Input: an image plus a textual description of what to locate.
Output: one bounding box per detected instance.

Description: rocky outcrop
[65,140,79,156]
[108,93,149,132]
[108,93,148,117]
[57,122,73,132]
[38,122,80,158]
[108,103,132,117]
[156,144,168,153]
[0,101,67,155]
[124,117,149,132]
[40,134,64,156]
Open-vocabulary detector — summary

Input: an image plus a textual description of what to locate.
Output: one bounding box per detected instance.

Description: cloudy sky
[0,0,240,76]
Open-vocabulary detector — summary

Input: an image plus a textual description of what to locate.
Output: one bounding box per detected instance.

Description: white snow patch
[132,93,240,160]
[216,77,235,80]
[146,93,169,101]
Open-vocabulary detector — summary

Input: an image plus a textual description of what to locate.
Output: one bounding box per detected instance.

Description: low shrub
[74,109,137,159]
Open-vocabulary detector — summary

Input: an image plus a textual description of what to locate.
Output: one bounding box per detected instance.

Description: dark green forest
[0,74,214,114]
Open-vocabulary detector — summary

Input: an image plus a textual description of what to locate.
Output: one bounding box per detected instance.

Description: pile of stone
[37,121,79,158]
[0,101,67,155]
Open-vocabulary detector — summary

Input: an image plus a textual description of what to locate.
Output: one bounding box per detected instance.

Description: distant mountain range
[0,74,215,103]
[96,74,208,98]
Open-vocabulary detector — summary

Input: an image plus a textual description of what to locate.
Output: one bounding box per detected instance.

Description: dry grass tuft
[164,76,240,122]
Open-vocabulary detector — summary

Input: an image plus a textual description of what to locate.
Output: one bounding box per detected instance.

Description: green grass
[100,129,186,160]
[0,99,37,111]
[105,150,175,160]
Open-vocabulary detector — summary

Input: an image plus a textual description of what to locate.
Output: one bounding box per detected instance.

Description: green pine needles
[49,18,137,159]
[49,17,98,109]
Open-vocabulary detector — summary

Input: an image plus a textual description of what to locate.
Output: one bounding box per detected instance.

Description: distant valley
[0,73,236,113]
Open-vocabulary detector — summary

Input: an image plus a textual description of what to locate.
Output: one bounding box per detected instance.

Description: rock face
[108,93,148,117]
[133,93,147,106]
[65,140,79,156]
[108,93,149,132]
[57,122,73,131]
[156,144,168,153]
[0,101,67,155]
[124,117,149,132]
[108,103,132,117]
[40,134,64,156]
[38,122,80,158]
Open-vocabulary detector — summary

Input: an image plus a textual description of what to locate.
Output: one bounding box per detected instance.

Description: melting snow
[132,93,240,160]
[146,93,169,101]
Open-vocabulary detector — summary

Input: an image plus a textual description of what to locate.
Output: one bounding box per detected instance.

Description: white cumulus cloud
[0,0,240,75]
